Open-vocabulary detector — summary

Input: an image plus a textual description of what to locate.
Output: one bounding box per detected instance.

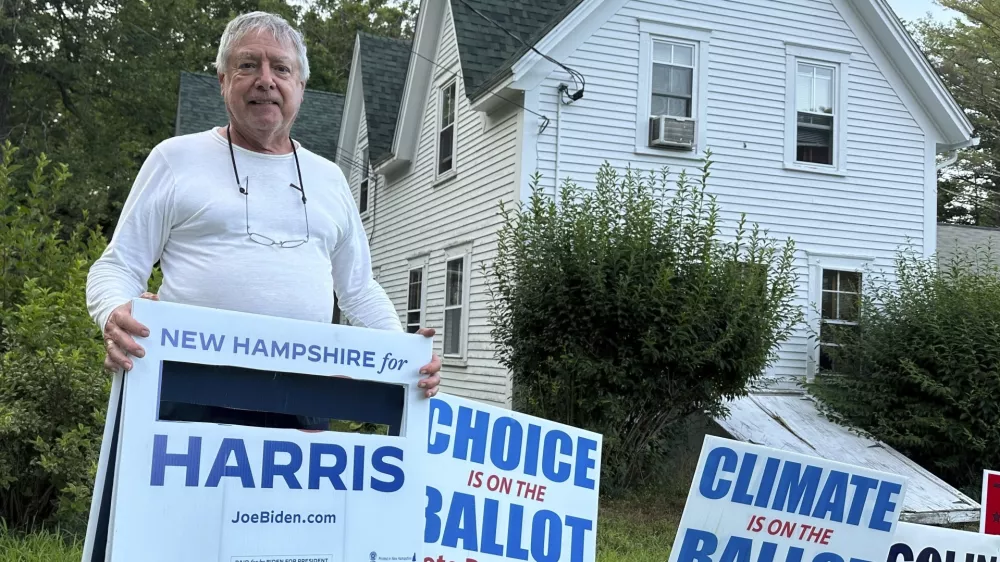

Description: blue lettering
[181,330,197,349]
[371,446,405,493]
[524,424,541,477]
[293,343,306,359]
[491,417,522,471]
[814,555,844,562]
[442,491,478,551]
[364,351,375,368]
[731,453,758,505]
[786,547,805,562]
[234,336,250,354]
[847,475,879,525]
[425,486,443,543]
[252,338,268,356]
[565,516,592,562]
[161,329,179,348]
[887,545,913,562]
[506,503,529,561]
[308,345,321,362]
[531,511,561,562]
[262,440,302,489]
[574,437,598,490]
[869,481,902,532]
[308,443,347,490]
[481,498,503,555]
[150,434,201,486]
[754,457,782,508]
[270,341,289,358]
[756,542,778,562]
[348,349,361,366]
[676,528,717,562]
[541,430,571,483]
[353,445,365,491]
[812,470,848,522]
[698,446,737,500]
[205,438,254,488]
[454,406,489,463]
[428,398,453,455]
[771,462,821,515]
[323,346,338,363]
[200,332,225,352]
[719,535,752,562]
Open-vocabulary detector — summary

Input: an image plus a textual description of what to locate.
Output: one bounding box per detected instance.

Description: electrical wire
[455,0,586,100]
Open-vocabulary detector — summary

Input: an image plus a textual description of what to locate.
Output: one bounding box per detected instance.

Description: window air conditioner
[649,115,696,149]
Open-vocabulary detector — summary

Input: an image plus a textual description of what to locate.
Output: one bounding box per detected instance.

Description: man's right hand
[103,292,158,372]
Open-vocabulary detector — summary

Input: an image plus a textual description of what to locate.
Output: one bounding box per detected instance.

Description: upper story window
[634,20,710,158]
[359,146,369,214]
[784,43,850,176]
[437,80,457,177]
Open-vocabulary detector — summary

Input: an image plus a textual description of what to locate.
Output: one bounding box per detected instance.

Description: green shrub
[486,160,802,493]
[0,141,110,531]
[811,246,1000,497]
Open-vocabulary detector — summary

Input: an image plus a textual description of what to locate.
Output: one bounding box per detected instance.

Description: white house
[336,0,981,522]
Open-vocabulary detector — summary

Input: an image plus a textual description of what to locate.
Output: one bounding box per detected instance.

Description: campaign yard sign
[981,470,1000,535]
[668,435,909,562]
[422,394,602,562]
[889,521,1000,562]
[82,298,433,562]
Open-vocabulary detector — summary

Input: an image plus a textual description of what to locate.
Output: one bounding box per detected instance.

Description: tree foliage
[486,161,802,493]
[810,246,1000,497]
[910,1,1000,224]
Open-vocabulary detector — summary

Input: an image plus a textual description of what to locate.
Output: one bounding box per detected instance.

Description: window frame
[634,19,711,160]
[435,78,458,181]
[442,243,472,363]
[784,42,850,176]
[359,146,370,215]
[405,256,428,334]
[806,252,872,379]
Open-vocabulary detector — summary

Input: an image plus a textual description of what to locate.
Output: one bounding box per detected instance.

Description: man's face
[219,29,304,138]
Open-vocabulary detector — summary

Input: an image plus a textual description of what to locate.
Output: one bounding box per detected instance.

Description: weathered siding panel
[356,3,520,405]
[527,0,929,381]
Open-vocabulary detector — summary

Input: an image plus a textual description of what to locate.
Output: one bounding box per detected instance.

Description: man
[86,11,441,427]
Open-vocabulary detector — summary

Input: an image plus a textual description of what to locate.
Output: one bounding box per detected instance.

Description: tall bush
[0,141,110,530]
[486,161,802,492]
[811,246,1000,497]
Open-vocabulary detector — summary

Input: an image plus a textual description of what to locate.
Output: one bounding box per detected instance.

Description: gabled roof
[357,33,412,164]
[173,71,345,162]
[448,0,583,100]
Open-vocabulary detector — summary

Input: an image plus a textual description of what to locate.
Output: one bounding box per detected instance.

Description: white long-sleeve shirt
[86,128,401,333]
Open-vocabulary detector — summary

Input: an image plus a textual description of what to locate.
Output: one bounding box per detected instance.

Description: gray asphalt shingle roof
[357,33,412,165]
[448,0,583,99]
[174,71,344,162]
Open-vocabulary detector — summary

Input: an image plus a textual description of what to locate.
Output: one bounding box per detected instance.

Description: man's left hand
[415,327,442,398]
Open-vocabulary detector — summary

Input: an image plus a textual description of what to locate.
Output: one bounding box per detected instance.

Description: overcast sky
[885,0,958,22]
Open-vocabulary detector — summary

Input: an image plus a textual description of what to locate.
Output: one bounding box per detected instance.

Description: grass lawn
[0,490,687,562]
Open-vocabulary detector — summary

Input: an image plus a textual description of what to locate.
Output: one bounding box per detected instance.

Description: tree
[487,161,802,493]
[911,1,1000,225]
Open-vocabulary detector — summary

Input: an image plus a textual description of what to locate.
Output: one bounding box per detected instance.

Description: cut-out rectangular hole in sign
[156,360,404,436]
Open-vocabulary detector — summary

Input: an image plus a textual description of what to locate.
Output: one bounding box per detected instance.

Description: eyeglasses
[226,126,310,248]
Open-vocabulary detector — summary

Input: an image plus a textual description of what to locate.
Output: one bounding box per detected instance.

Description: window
[437,81,456,176]
[795,63,835,165]
[819,269,861,372]
[443,254,467,357]
[359,147,369,213]
[406,267,424,334]
[634,20,710,158]
[784,43,849,174]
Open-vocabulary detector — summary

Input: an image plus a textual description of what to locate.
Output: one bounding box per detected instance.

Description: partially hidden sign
[668,435,909,562]
[82,298,432,562]
[422,394,602,562]
[982,470,1000,536]
[890,521,1000,561]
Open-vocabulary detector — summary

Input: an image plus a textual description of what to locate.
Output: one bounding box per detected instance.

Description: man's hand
[415,327,442,398]
[103,292,158,372]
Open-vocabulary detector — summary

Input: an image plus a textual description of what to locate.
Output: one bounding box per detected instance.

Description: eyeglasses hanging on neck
[226,126,310,248]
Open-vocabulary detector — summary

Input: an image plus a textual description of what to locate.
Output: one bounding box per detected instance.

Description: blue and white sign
[889,521,1000,562]
[83,299,432,562]
[422,394,602,562]
[668,435,909,562]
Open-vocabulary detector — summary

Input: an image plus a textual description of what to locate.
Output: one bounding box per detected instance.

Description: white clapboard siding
[354,2,521,406]
[528,0,928,382]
